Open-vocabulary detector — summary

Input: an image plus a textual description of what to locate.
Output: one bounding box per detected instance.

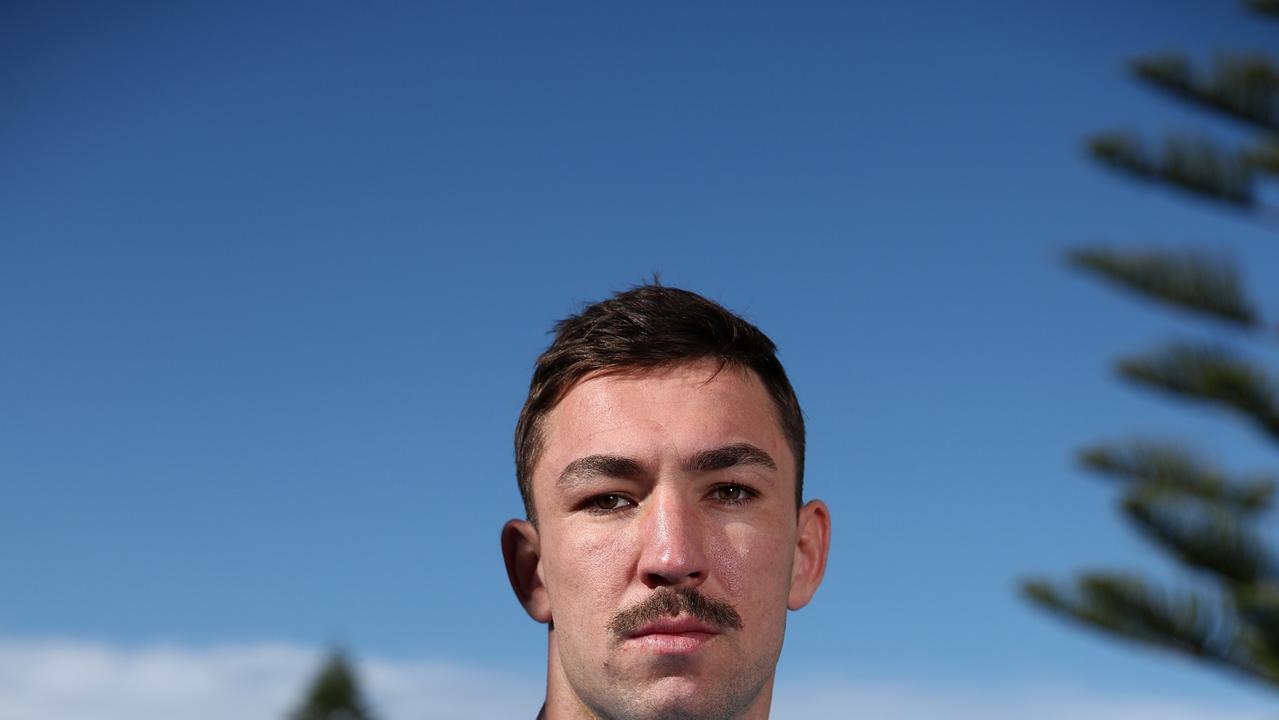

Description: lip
[624,617,721,655]
[628,617,720,638]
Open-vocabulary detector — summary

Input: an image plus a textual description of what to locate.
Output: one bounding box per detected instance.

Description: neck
[543,631,596,719]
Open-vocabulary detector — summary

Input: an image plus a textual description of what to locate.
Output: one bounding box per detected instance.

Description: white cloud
[0,638,1269,720]
[771,678,1272,720]
[0,639,543,720]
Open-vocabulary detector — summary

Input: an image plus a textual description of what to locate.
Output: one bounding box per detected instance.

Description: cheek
[546,526,635,619]
[714,521,795,615]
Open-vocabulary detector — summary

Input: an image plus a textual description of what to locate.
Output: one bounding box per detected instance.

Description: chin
[593,673,758,720]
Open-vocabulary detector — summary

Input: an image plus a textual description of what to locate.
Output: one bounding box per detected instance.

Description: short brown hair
[514,284,805,519]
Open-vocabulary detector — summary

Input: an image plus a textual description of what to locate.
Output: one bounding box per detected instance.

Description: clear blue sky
[5,0,1279,714]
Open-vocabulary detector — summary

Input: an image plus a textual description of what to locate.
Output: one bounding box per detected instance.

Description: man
[502,284,831,720]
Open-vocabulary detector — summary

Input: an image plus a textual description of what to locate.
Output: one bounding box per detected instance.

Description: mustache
[607,587,743,637]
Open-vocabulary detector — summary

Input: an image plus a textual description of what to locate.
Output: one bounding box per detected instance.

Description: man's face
[517,360,826,720]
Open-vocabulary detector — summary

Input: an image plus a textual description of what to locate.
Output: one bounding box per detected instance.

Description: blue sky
[5,1,1279,716]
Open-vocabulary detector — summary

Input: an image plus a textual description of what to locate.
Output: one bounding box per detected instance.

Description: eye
[587,493,635,514]
[711,484,755,505]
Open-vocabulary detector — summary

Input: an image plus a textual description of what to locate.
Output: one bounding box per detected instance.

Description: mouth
[624,617,722,655]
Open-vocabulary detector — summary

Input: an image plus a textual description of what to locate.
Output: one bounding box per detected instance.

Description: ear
[787,499,831,610]
[502,519,552,623]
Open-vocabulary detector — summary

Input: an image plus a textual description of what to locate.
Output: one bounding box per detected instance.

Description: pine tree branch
[1078,441,1275,511]
[1233,583,1279,679]
[1132,53,1279,134]
[1089,133,1254,208]
[1248,0,1279,18]
[1117,343,1279,442]
[1023,574,1222,657]
[1067,247,1258,327]
[1241,136,1279,177]
[1250,0,1279,19]
[1022,574,1279,686]
[1122,490,1272,584]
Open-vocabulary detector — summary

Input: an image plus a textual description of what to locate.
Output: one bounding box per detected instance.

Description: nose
[637,488,709,589]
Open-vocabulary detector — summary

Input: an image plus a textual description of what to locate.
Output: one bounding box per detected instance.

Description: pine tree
[287,649,379,720]
[1021,1,1279,689]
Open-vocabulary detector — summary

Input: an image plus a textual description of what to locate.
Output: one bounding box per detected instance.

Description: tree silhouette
[1022,0,1279,689]
[287,649,379,720]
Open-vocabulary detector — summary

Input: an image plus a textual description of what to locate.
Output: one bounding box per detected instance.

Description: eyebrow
[557,454,646,490]
[686,443,777,473]
[555,443,778,491]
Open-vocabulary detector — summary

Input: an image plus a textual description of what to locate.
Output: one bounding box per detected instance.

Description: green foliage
[1022,0,1279,693]
[1078,442,1274,511]
[1086,45,1279,208]
[1116,344,1279,441]
[1067,248,1256,326]
[287,650,378,720]
[1088,132,1254,206]
[1024,574,1224,659]
[1250,0,1279,19]
[1132,53,1279,132]
[1122,490,1270,584]
[1242,138,1279,176]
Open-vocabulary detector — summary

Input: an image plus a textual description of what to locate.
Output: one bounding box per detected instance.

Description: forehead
[533,361,793,486]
